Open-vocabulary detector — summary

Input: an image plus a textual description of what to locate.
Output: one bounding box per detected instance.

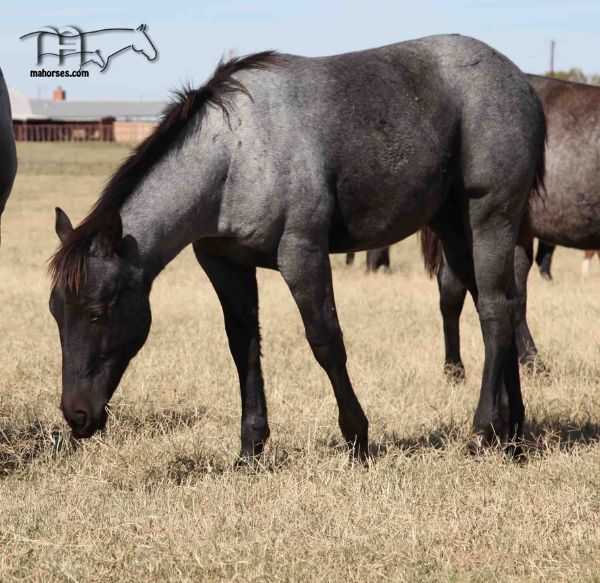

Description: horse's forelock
[49,234,91,294]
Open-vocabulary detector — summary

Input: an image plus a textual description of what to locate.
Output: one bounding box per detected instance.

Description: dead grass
[0,143,598,581]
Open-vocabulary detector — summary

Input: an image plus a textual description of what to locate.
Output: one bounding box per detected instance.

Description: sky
[1,0,599,101]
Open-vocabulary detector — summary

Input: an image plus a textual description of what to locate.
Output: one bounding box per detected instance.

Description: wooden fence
[13,123,114,142]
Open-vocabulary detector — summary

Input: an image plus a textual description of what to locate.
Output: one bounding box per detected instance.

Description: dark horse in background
[0,67,17,242]
[533,242,599,280]
[421,75,599,380]
[49,36,545,462]
[345,247,390,272]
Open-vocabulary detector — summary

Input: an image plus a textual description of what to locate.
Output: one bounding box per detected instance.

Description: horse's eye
[89,310,105,324]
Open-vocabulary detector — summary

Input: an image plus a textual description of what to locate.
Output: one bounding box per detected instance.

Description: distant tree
[589,74,600,86]
[544,69,600,85]
[545,68,588,83]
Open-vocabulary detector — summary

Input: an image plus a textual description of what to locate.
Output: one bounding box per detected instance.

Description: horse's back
[224,36,544,251]
[0,67,17,217]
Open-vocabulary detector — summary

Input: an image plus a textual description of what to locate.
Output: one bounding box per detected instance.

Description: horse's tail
[531,99,547,201]
[419,227,443,279]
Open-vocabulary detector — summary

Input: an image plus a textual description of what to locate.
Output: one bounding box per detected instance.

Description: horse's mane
[49,50,282,293]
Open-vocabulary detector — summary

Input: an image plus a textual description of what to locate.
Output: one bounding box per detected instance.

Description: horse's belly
[328,177,448,253]
[530,188,600,249]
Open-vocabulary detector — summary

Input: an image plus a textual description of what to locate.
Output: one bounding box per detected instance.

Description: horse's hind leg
[193,244,269,461]
[437,258,468,381]
[469,212,525,447]
[278,234,368,460]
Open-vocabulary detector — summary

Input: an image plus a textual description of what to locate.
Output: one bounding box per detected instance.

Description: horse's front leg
[514,229,541,370]
[193,244,269,461]
[278,235,368,461]
[535,240,555,280]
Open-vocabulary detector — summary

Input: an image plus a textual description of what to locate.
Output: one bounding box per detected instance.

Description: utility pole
[550,39,555,76]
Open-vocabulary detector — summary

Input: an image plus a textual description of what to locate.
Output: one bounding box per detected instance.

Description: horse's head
[49,208,152,438]
[132,24,158,62]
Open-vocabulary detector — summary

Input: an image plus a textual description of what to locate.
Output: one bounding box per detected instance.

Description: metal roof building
[9,87,165,121]
[9,87,165,143]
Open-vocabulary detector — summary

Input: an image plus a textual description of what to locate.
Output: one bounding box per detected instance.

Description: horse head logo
[20,24,160,73]
[132,24,158,63]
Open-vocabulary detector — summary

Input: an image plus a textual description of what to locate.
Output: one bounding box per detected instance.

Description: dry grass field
[0,142,599,581]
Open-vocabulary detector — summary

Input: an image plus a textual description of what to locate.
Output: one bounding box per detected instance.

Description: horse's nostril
[68,409,88,430]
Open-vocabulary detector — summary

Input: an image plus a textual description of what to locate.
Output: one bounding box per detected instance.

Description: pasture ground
[0,143,599,581]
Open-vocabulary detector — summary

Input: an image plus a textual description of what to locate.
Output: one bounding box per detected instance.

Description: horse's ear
[96,210,123,255]
[136,24,146,31]
[55,207,73,244]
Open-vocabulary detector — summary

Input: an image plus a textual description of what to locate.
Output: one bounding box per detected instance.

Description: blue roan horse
[49,35,546,462]
[0,67,17,241]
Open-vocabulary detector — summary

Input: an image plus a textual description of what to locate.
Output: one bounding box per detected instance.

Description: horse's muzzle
[63,403,108,438]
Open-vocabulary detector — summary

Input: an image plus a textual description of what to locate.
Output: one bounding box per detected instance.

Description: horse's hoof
[234,454,262,470]
[349,444,371,466]
[471,412,509,450]
[344,435,370,466]
[520,356,549,377]
[505,440,526,462]
[467,433,486,455]
[444,362,466,383]
[468,432,503,455]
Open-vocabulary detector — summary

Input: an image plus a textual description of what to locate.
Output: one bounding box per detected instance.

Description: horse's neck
[119,115,228,278]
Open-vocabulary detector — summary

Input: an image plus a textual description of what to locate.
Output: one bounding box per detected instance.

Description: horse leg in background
[278,235,368,460]
[193,244,270,461]
[366,247,391,272]
[535,240,555,280]
[345,252,355,266]
[581,250,597,277]
[514,229,542,371]
[437,258,468,381]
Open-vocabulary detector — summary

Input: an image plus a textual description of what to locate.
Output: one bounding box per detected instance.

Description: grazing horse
[0,67,17,241]
[421,74,599,379]
[49,36,545,460]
